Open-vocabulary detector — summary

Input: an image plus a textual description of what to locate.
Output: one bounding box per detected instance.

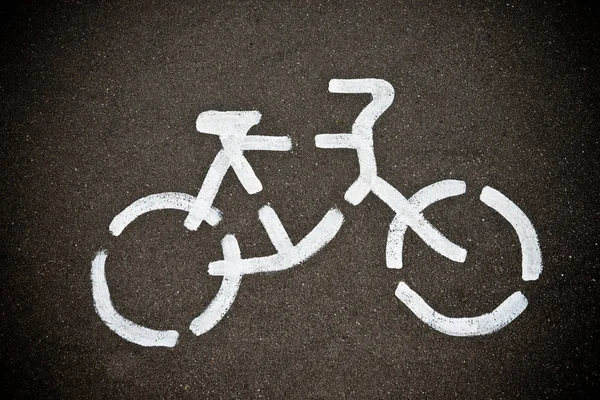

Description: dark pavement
[1,0,598,398]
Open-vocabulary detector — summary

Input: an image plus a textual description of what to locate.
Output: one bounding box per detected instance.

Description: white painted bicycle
[92,79,542,347]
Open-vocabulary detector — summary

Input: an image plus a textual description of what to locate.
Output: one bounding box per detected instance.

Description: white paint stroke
[480,186,542,281]
[315,79,394,205]
[109,192,221,236]
[258,206,294,253]
[196,110,262,137]
[315,134,362,149]
[184,111,292,230]
[228,150,263,194]
[192,207,342,336]
[242,136,293,151]
[184,150,231,230]
[373,177,467,263]
[328,79,395,138]
[315,79,465,263]
[395,282,529,336]
[91,250,179,347]
[209,206,344,276]
[189,235,243,336]
[386,180,467,269]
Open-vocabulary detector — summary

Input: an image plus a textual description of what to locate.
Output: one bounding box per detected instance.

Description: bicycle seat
[196,110,261,138]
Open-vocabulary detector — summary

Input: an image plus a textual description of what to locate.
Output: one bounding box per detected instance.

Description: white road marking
[191,206,343,335]
[316,79,394,205]
[209,206,344,276]
[392,186,542,336]
[386,180,467,269]
[395,282,529,336]
[189,235,243,336]
[109,192,221,236]
[258,206,294,254]
[315,79,466,263]
[328,79,395,138]
[91,250,179,347]
[242,136,293,151]
[184,111,292,230]
[373,177,467,263]
[480,186,543,281]
[95,81,543,344]
[184,150,231,230]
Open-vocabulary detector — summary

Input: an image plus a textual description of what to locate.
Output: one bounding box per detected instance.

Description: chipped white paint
[93,111,299,346]
[316,79,394,205]
[391,185,542,336]
[316,79,466,263]
[373,177,467,263]
[190,206,344,335]
[208,206,344,277]
[184,111,292,231]
[395,282,529,336]
[91,250,179,347]
[386,180,467,269]
[109,192,221,236]
[93,79,543,346]
[316,78,542,337]
[480,186,543,281]
[189,235,243,336]
[101,194,343,343]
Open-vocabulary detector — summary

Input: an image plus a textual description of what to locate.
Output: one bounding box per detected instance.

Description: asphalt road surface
[1,1,598,398]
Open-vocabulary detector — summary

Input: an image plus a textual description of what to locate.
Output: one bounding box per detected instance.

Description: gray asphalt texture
[1,0,598,398]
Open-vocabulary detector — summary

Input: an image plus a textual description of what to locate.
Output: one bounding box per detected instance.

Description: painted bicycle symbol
[91,79,542,347]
